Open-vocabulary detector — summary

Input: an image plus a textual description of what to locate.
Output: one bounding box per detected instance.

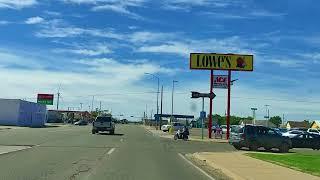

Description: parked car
[74,120,88,126]
[282,130,304,138]
[291,132,320,150]
[171,122,185,131]
[92,115,115,134]
[307,128,320,135]
[161,124,171,132]
[229,125,292,153]
[220,125,227,134]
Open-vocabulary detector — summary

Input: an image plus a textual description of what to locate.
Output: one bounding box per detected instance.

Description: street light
[251,108,257,125]
[144,73,160,118]
[171,80,178,123]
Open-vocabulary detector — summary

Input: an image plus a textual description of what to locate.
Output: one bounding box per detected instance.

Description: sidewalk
[143,126,228,143]
[191,151,320,180]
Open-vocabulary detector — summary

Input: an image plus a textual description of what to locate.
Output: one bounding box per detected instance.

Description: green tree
[269,116,282,127]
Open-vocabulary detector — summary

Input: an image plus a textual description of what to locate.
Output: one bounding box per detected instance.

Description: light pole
[251,108,257,125]
[171,80,178,123]
[144,73,160,121]
[265,105,270,127]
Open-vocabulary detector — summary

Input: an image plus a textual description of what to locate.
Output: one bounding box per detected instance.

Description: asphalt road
[0,124,234,180]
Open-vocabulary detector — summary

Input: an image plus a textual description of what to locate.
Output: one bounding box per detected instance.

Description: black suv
[229,125,292,153]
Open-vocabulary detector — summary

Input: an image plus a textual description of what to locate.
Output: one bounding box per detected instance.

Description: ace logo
[214,76,227,84]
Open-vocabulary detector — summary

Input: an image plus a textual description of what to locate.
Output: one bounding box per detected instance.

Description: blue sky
[0,0,319,121]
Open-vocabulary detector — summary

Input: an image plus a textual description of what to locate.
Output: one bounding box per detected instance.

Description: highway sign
[191,91,216,99]
[37,94,54,105]
[190,53,253,71]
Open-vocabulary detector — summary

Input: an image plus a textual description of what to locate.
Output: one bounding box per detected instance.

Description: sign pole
[226,70,231,140]
[202,97,204,140]
[209,70,213,138]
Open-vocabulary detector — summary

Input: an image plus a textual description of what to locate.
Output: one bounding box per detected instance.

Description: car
[229,125,292,153]
[171,122,184,131]
[161,124,171,132]
[220,125,227,134]
[307,128,320,135]
[291,132,320,150]
[74,120,88,126]
[92,115,115,134]
[282,130,304,138]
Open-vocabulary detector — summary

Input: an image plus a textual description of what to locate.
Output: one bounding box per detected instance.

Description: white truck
[92,115,115,134]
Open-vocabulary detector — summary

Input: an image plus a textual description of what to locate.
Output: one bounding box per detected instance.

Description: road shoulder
[191,151,320,180]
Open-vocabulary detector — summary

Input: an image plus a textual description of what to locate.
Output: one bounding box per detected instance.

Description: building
[310,120,320,129]
[285,121,310,130]
[0,99,47,127]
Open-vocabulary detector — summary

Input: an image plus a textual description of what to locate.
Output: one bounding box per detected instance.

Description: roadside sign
[213,75,233,89]
[191,91,216,99]
[200,111,206,119]
[190,53,253,71]
[37,94,54,105]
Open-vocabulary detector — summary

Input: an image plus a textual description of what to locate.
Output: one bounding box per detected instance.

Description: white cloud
[36,20,124,39]
[129,31,175,43]
[137,36,253,57]
[265,59,305,68]
[44,11,61,16]
[0,20,9,25]
[0,0,37,9]
[162,0,234,11]
[63,0,146,19]
[25,16,44,24]
[54,43,112,56]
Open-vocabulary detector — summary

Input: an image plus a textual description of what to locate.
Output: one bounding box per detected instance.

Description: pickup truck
[92,116,115,134]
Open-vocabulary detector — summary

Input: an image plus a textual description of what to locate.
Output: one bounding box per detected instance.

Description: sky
[0,0,319,121]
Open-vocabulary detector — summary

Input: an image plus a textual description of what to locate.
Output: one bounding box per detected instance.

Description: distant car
[307,128,320,135]
[220,125,227,134]
[161,125,171,132]
[282,130,304,138]
[171,122,184,131]
[74,120,88,126]
[291,133,320,150]
[229,125,292,153]
[92,115,115,134]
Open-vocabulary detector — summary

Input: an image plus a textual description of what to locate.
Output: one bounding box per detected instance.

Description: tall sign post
[191,91,216,139]
[190,53,253,139]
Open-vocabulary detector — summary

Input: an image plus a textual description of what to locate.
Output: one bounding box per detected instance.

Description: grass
[246,151,320,177]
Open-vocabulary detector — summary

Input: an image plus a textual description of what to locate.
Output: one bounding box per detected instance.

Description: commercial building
[0,99,47,127]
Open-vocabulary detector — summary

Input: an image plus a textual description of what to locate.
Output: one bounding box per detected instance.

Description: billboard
[190,53,253,71]
[213,75,233,89]
[37,94,54,105]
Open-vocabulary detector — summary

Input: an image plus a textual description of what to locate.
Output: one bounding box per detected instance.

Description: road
[0,124,234,180]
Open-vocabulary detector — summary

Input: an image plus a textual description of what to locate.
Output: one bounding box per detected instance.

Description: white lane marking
[107,148,115,155]
[178,153,216,180]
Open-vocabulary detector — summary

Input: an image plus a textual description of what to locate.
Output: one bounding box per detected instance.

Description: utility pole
[171,80,178,123]
[91,96,95,112]
[99,101,102,111]
[282,114,285,127]
[80,103,83,110]
[159,85,163,130]
[56,91,60,110]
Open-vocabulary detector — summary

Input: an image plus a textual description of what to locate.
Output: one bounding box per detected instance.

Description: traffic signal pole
[209,70,213,138]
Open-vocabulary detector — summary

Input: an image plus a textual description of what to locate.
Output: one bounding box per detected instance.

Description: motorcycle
[174,127,189,140]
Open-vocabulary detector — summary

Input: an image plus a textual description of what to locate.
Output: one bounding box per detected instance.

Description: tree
[269,116,282,127]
